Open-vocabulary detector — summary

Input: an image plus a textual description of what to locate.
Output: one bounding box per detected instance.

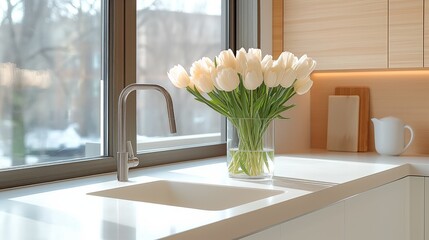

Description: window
[0,0,233,189]
[0,0,105,169]
[135,0,227,152]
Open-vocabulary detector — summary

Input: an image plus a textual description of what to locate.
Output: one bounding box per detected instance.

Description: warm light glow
[311,69,429,80]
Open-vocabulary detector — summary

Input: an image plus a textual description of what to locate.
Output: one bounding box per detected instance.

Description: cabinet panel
[389,0,424,68]
[425,0,429,67]
[240,225,282,240]
[281,202,344,240]
[283,0,388,70]
[241,202,344,240]
[425,178,429,240]
[242,177,424,240]
[345,177,424,240]
[409,177,425,240]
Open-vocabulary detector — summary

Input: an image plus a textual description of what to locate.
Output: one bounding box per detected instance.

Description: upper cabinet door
[389,0,424,68]
[425,0,429,67]
[283,0,388,70]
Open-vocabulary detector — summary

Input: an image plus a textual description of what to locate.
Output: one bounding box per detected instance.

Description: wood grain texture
[283,0,388,70]
[335,87,370,152]
[327,96,360,152]
[272,0,283,59]
[389,0,424,68]
[425,0,429,67]
[310,71,429,155]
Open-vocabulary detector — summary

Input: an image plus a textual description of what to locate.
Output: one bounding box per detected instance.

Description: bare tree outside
[0,0,225,167]
[136,0,223,149]
[0,0,103,167]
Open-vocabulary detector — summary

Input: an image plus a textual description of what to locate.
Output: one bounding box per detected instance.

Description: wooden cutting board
[327,95,360,152]
[335,87,370,152]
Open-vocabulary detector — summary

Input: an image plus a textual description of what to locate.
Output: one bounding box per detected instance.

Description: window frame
[0,0,237,189]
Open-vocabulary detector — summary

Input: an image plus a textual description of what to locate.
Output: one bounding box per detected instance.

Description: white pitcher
[371,117,414,156]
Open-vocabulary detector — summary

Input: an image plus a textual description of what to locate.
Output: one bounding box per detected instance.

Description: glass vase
[227,118,275,179]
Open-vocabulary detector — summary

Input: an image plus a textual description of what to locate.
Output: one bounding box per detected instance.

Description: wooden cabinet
[278,0,429,69]
[425,0,429,67]
[282,0,388,70]
[389,0,424,68]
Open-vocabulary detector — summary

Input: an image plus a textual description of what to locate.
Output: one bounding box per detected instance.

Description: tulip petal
[293,54,317,80]
[190,59,215,93]
[279,68,297,88]
[236,48,247,76]
[277,51,296,69]
[218,49,237,70]
[216,68,240,92]
[264,70,278,88]
[244,71,263,90]
[294,77,313,95]
[248,48,262,62]
[192,75,214,93]
[167,64,190,88]
[261,55,273,73]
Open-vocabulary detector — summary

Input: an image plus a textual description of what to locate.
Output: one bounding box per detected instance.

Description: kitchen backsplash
[310,70,429,155]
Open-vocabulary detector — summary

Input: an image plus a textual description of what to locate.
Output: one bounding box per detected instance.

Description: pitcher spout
[371,118,380,126]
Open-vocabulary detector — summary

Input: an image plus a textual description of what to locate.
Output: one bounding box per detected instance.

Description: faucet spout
[117,83,176,182]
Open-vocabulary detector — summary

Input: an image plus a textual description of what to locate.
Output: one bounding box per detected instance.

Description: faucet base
[117,152,130,182]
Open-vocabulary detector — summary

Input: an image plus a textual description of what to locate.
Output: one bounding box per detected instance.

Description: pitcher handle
[403,125,414,152]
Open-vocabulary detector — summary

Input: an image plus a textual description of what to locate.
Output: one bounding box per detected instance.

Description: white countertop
[1,151,428,240]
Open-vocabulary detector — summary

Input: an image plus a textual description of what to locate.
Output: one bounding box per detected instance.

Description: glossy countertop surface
[0,151,428,240]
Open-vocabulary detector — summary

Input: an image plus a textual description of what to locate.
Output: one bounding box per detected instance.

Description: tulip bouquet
[168,48,316,178]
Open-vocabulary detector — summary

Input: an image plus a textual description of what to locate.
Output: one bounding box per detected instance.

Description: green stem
[228,118,274,177]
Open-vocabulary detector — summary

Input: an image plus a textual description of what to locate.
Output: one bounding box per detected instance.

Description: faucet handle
[127,141,136,158]
[126,141,139,167]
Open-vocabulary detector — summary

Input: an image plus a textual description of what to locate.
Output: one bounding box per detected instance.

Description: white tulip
[261,55,273,73]
[216,68,240,92]
[167,64,190,88]
[245,57,263,89]
[293,54,317,80]
[236,48,247,76]
[279,68,297,88]
[276,51,296,69]
[244,71,262,90]
[202,57,220,88]
[263,69,278,88]
[190,59,208,79]
[217,49,237,70]
[202,57,215,70]
[270,61,284,87]
[190,59,214,93]
[210,67,221,90]
[191,74,215,93]
[294,76,313,95]
[248,48,262,62]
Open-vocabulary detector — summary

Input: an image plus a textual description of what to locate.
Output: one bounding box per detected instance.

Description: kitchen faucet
[117,83,176,182]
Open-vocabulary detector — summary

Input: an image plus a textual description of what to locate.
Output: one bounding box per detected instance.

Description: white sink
[88,180,283,211]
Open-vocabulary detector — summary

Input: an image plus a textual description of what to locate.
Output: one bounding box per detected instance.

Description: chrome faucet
[117,83,176,182]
